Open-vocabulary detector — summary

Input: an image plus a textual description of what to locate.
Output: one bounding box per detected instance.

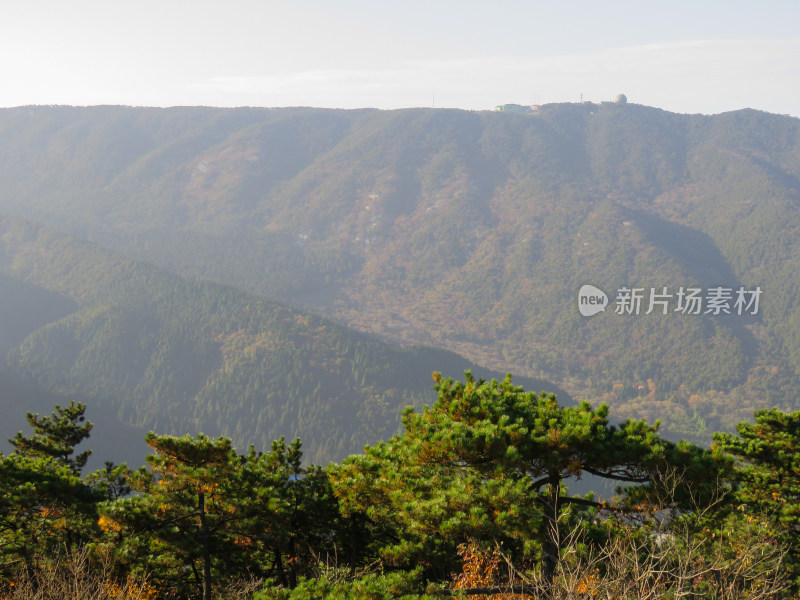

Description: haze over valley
[0,102,797,457]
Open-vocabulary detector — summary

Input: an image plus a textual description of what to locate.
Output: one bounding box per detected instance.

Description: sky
[2,0,799,116]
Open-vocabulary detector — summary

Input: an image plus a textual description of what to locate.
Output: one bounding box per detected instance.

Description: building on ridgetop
[494,103,539,113]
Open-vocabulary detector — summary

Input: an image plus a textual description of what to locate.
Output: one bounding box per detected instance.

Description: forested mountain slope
[0,216,561,463]
[0,104,798,439]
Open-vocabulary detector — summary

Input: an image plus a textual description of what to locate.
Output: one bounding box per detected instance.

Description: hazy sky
[2,0,799,116]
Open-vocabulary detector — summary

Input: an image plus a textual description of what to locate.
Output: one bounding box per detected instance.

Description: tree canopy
[0,380,796,599]
[334,372,723,590]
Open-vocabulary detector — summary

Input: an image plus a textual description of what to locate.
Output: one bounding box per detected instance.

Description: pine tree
[86,461,132,501]
[714,408,800,590]
[101,433,235,600]
[9,401,93,474]
[243,439,349,588]
[0,403,100,582]
[0,453,99,581]
[334,372,719,592]
[100,433,344,597]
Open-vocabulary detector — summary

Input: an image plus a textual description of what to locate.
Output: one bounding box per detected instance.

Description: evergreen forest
[1,376,799,599]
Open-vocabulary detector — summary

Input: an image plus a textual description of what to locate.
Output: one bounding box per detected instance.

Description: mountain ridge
[0,214,565,463]
[0,103,798,441]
